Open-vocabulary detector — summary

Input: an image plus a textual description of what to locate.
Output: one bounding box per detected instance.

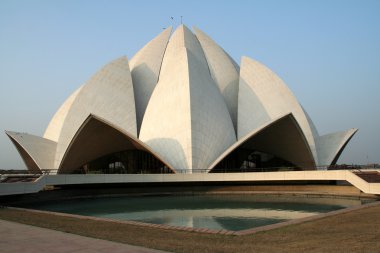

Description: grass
[1,203,380,253]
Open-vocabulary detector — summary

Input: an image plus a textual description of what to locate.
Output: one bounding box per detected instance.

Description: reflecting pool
[24,195,366,231]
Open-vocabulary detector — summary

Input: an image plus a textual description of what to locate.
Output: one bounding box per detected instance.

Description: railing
[1,169,380,196]
[0,174,41,183]
[0,165,380,178]
[36,166,329,175]
[2,165,378,177]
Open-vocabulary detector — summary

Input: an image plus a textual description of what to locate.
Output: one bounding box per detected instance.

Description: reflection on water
[23,195,365,231]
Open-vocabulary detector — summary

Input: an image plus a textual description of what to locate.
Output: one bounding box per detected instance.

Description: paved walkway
[0,219,169,253]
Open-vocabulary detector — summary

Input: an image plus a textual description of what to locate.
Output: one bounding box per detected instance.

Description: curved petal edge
[140,25,236,173]
[193,26,239,132]
[55,56,137,169]
[316,128,358,166]
[43,86,83,142]
[58,114,176,174]
[130,27,172,135]
[238,56,318,162]
[208,113,316,172]
[6,131,57,174]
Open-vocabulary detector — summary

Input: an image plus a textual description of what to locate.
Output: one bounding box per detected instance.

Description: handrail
[1,170,380,196]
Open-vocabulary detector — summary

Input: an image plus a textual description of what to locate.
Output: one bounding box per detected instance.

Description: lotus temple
[2,24,380,199]
[5,25,357,175]
[2,25,380,253]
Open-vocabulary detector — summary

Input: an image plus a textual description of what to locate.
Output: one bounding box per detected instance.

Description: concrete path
[0,219,169,253]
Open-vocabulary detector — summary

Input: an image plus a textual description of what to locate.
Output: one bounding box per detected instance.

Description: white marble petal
[238,56,318,164]
[43,86,83,142]
[6,131,57,174]
[316,128,358,166]
[208,113,315,171]
[59,114,175,173]
[129,27,172,135]
[194,26,239,132]
[140,25,236,173]
[55,56,137,169]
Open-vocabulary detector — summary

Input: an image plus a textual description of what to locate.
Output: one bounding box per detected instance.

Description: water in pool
[23,195,364,231]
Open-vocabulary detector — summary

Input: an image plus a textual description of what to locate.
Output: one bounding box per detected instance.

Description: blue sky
[0,0,379,169]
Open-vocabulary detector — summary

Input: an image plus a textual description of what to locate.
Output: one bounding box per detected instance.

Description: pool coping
[3,199,380,236]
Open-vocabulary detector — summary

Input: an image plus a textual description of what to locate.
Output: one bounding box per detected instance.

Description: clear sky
[0,0,379,170]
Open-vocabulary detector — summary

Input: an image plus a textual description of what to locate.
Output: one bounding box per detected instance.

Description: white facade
[6,25,357,174]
